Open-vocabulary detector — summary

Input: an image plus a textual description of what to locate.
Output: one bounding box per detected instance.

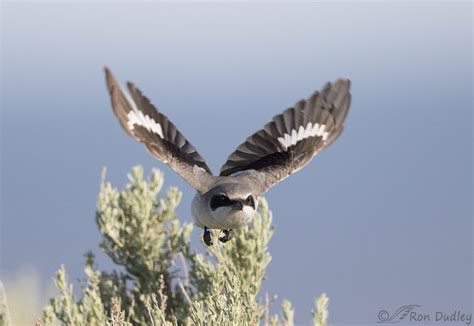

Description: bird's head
[207,182,256,211]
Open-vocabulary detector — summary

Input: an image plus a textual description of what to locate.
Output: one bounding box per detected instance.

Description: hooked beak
[233,201,244,210]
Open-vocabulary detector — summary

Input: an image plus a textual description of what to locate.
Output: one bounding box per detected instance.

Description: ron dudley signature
[378,305,472,325]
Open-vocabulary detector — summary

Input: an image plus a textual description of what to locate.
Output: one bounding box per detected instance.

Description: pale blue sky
[1,2,472,324]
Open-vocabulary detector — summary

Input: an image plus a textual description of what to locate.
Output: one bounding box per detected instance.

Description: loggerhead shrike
[104,67,351,246]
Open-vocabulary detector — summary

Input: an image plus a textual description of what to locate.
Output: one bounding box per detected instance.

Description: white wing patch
[118,83,164,138]
[277,122,328,150]
[127,110,164,138]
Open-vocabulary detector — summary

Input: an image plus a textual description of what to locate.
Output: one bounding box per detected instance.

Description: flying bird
[104,67,351,246]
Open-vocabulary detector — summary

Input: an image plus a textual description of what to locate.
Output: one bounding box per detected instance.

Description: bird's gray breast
[191,193,209,228]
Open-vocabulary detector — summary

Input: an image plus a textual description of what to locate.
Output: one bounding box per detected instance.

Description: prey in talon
[104,67,351,246]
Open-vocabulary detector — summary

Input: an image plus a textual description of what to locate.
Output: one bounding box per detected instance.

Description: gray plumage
[104,67,351,244]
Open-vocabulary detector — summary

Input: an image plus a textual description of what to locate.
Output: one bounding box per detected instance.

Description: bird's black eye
[210,194,231,210]
[245,195,255,208]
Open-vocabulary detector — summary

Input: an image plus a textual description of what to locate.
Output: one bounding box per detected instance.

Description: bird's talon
[203,227,213,246]
[218,229,234,243]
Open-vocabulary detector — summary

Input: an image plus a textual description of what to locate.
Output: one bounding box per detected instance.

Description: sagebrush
[1,166,329,325]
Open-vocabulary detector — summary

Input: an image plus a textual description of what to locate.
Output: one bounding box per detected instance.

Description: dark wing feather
[220,79,351,194]
[105,67,214,194]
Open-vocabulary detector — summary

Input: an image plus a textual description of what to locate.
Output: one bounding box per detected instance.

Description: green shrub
[0,281,12,326]
[36,166,328,325]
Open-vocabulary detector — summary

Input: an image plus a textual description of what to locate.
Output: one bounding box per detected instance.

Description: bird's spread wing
[220,79,351,195]
[105,67,215,194]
